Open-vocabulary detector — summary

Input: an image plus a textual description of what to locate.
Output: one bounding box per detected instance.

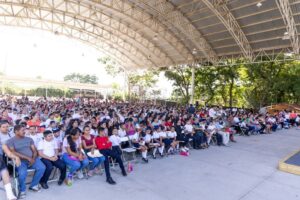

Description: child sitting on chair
[38,130,67,189]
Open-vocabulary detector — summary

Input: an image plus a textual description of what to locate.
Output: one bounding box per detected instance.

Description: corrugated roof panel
[205,31,232,41]
[210,38,237,49]
[199,23,227,35]
[251,38,291,50]
[215,46,241,55]
[247,28,287,42]
[242,19,285,34]
[192,16,221,29]
[237,9,283,27]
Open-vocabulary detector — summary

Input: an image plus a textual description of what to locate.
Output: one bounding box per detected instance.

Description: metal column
[190,65,195,104]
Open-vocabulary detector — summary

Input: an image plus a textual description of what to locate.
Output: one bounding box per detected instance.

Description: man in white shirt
[0,120,15,147]
[215,122,230,146]
[208,107,216,119]
[38,130,66,189]
[8,108,18,124]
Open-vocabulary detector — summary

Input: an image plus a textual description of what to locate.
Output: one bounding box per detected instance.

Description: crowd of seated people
[0,95,299,200]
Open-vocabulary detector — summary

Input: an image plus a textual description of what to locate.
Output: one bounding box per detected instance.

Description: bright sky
[0,26,172,98]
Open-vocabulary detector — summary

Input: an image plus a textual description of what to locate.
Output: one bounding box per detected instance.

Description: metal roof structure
[0,0,299,70]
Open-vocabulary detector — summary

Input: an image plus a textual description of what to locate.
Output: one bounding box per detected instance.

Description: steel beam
[202,0,253,61]
[276,0,300,54]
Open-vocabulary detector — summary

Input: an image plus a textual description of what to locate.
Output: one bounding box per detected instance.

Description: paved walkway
[1,129,300,200]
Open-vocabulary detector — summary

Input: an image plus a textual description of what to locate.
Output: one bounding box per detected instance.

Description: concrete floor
[2,128,300,200]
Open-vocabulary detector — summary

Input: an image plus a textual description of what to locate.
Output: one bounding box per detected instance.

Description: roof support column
[190,64,195,104]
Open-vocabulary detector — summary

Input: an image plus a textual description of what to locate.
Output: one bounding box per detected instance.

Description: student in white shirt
[152,126,165,158]
[26,126,43,148]
[38,130,66,189]
[53,128,63,154]
[118,123,127,138]
[215,122,230,146]
[109,127,122,156]
[184,121,193,134]
[167,127,179,154]
[160,126,171,154]
[130,128,149,163]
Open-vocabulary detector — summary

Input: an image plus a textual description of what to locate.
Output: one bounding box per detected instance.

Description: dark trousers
[40,158,66,184]
[193,133,202,149]
[100,149,125,179]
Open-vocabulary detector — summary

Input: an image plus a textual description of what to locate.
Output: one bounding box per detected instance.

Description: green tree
[128,71,158,99]
[164,67,191,104]
[63,73,98,84]
[98,56,123,77]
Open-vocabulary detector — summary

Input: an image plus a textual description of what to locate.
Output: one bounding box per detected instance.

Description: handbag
[87,150,103,158]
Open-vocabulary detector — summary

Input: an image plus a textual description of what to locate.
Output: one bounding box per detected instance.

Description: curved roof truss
[0,0,299,70]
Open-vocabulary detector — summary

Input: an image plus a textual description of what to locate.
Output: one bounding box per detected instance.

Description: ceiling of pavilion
[0,0,298,70]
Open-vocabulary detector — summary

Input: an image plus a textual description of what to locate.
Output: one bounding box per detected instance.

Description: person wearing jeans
[38,130,66,189]
[5,125,46,199]
[61,128,89,180]
[81,126,105,176]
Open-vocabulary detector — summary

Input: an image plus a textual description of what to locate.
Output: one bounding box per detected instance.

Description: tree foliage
[164,67,191,104]
[98,56,123,77]
[164,59,300,108]
[63,73,98,84]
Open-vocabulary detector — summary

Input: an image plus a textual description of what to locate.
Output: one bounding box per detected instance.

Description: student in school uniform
[144,127,157,158]
[152,126,165,158]
[26,125,43,148]
[38,130,66,189]
[109,127,122,156]
[159,126,171,154]
[118,123,127,138]
[130,128,149,163]
[53,128,63,154]
[167,126,180,154]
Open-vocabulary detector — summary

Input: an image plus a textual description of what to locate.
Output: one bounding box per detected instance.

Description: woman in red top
[95,127,127,185]
[81,126,105,177]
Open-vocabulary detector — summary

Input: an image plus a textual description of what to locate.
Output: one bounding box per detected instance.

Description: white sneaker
[184,147,189,151]
[6,193,17,200]
[77,170,84,179]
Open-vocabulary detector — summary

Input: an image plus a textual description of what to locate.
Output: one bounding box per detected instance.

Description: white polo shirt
[167,131,177,138]
[37,139,58,157]
[109,135,121,146]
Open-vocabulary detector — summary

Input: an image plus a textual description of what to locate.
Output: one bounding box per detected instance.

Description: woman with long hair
[61,128,89,183]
